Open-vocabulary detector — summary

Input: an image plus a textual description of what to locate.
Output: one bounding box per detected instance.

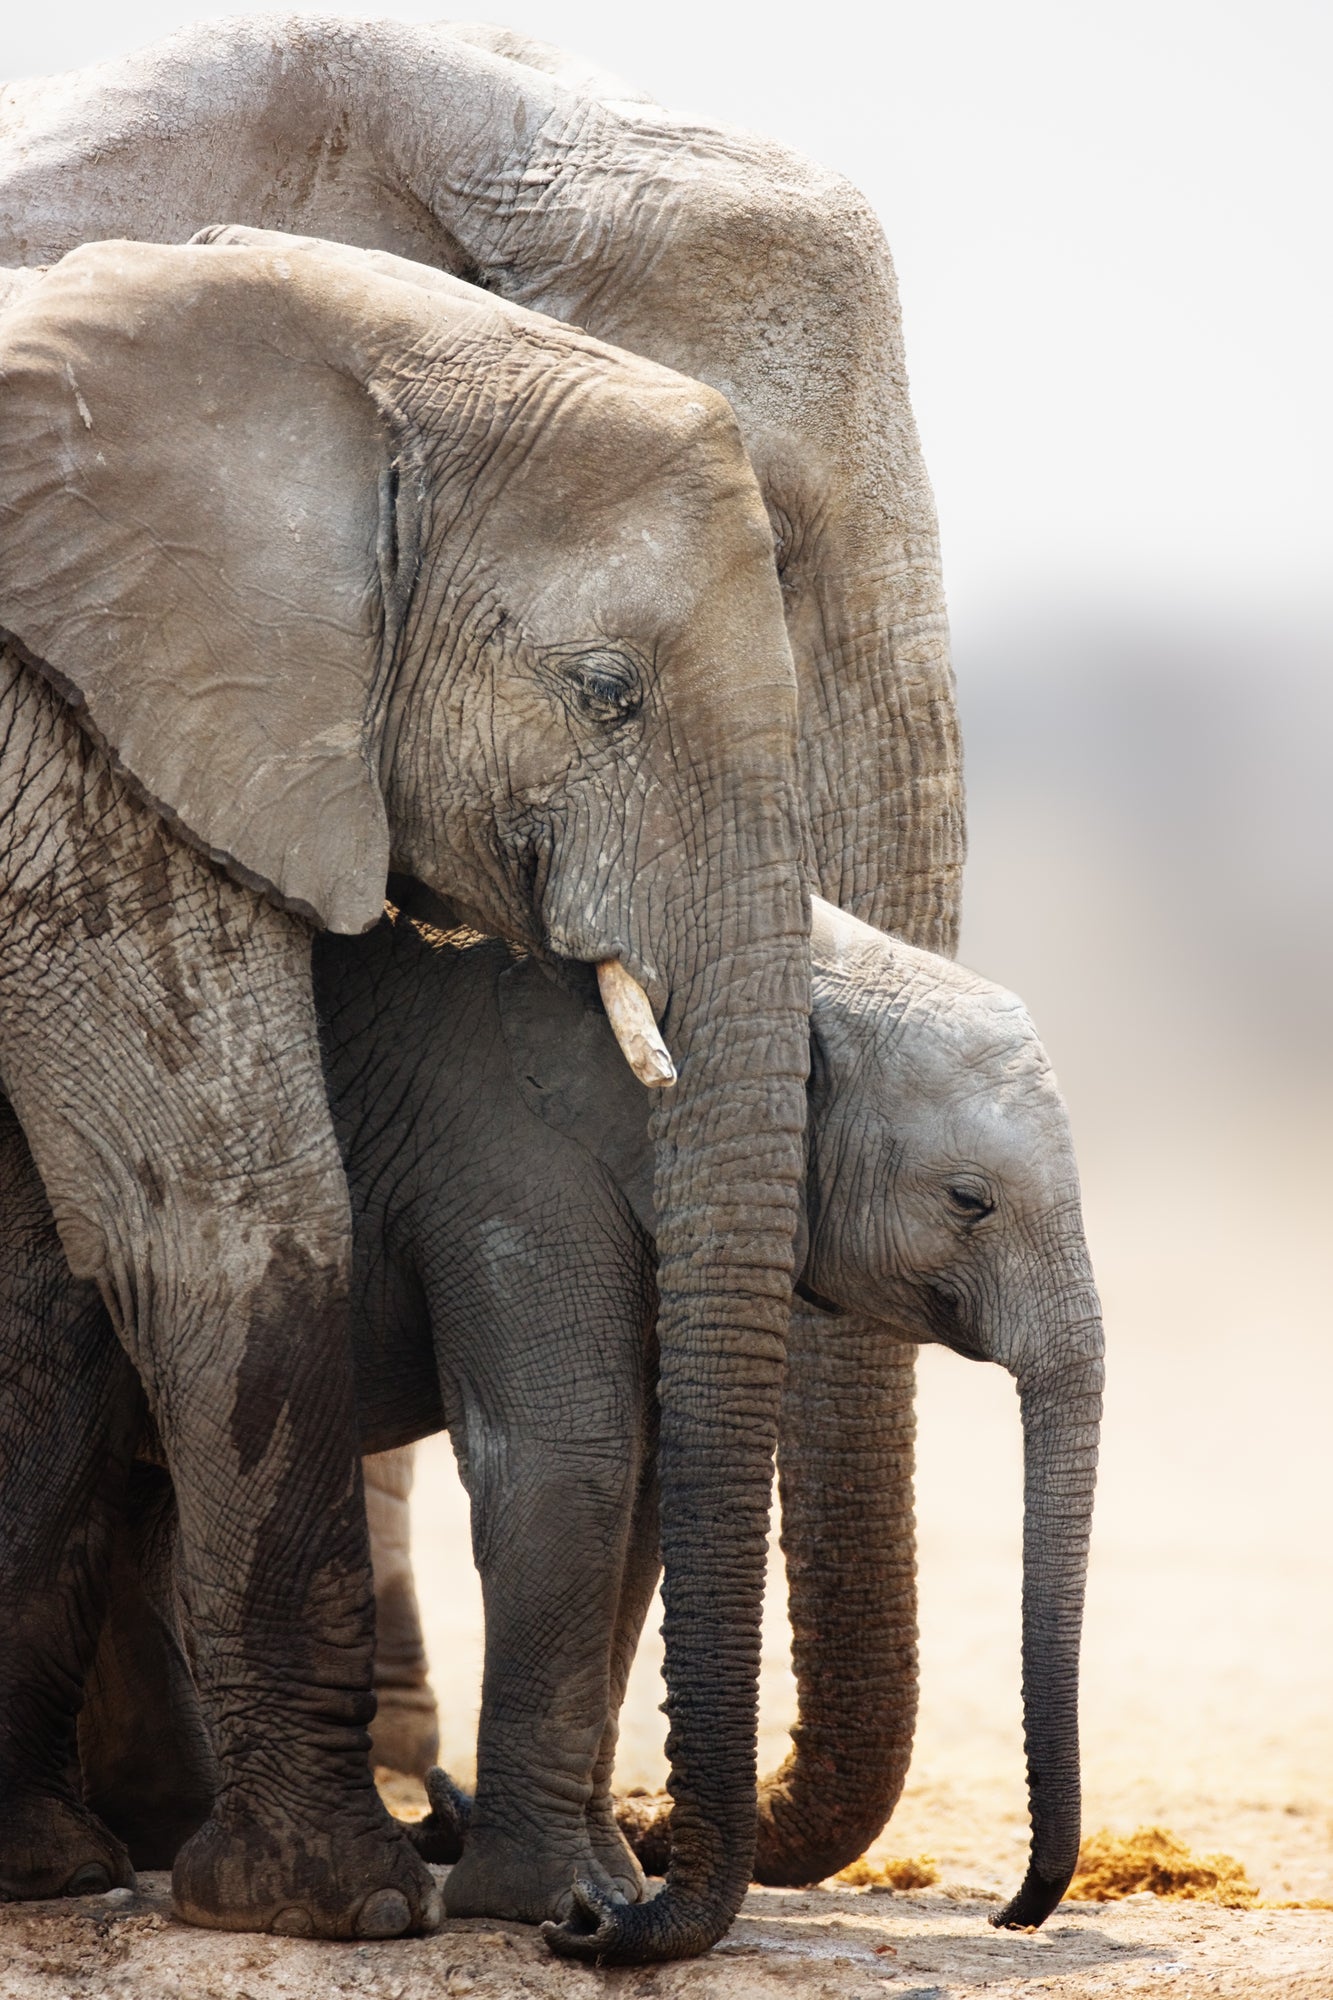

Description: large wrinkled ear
[0,239,404,931]
[498,956,656,1236]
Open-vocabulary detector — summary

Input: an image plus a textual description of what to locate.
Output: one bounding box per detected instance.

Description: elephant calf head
[799,901,1105,1927]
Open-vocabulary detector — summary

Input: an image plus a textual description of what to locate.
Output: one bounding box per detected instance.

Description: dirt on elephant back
[2,1870,1331,2000]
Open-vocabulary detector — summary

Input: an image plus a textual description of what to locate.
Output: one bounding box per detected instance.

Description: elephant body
[0,233,812,1960]
[8,902,1102,1925]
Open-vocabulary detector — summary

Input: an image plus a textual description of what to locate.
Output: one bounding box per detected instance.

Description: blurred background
[10,0,1332,1898]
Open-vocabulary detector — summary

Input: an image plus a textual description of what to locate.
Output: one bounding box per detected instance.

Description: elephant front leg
[442,1434,639,1925]
[78,1462,219,1869]
[0,1101,140,1900]
[120,1217,441,1940]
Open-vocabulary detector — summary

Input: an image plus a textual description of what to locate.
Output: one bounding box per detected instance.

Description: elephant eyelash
[945,1183,995,1222]
[542,646,645,727]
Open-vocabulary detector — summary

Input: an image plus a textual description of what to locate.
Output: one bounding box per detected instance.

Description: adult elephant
[0,233,810,1961]
[0,18,962,1879]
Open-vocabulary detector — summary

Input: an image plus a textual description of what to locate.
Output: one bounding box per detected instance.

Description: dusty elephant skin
[26,898,1100,1930]
[0,235,810,1960]
[0,16,965,1880]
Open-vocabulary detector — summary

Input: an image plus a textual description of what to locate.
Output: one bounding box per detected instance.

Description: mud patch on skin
[229,1231,348,1478]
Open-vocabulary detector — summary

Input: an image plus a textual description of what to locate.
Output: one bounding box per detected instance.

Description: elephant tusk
[596,959,677,1088]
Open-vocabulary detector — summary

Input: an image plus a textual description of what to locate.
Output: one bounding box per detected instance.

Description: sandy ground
[3,1872,1331,1999]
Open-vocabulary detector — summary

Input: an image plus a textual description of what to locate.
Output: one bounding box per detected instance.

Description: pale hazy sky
[6,2,1330,616]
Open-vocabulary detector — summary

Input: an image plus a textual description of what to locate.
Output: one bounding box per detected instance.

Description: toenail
[356,1888,411,1938]
[271,1907,315,1936]
[67,1864,111,1895]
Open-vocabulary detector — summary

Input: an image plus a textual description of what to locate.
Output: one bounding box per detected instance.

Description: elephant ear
[497,957,657,1236]
[0,239,401,932]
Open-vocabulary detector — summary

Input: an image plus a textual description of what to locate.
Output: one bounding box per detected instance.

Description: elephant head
[791,902,1104,1925]
[0,233,811,1960]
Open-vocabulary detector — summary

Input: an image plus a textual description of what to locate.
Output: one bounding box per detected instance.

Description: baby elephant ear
[0,240,399,932]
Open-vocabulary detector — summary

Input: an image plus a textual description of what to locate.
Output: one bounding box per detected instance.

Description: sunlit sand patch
[374,1766,430,1823]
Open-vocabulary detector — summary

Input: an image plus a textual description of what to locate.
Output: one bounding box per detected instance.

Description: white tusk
[596,959,677,1088]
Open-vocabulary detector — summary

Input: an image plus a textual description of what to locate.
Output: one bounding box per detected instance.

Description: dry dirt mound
[2,1870,1330,2000]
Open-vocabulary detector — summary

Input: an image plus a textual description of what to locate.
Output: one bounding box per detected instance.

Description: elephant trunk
[754,1310,917,1883]
[551,785,810,1963]
[994,1320,1104,1929]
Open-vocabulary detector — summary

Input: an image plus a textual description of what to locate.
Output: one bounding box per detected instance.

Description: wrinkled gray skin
[0,235,809,1960]
[0,23,965,1880]
[27,899,1101,1929]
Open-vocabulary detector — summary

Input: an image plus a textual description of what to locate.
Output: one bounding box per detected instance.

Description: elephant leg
[79,1463,219,1869]
[0,679,439,1938]
[0,1097,140,1901]
[756,1308,918,1883]
[442,1427,642,1925]
[111,1198,438,1938]
[363,1445,439,1779]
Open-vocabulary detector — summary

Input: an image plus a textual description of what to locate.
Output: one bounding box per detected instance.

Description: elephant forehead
[475,358,765,540]
[889,1053,1077,1215]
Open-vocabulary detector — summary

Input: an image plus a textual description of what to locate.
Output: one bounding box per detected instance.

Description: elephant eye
[946,1182,995,1222]
[564,649,643,725]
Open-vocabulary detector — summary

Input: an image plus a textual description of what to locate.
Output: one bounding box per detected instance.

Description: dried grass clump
[1068,1826,1257,1907]
[834,1853,940,1891]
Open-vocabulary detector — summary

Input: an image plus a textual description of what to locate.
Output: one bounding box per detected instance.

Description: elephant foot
[407,1766,471,1865]
[0,1791,135,1901]
[368,1683,440,1782]
[443,1818,637,1925]
[172,1805,442,1938]
[586,1797,649,1902]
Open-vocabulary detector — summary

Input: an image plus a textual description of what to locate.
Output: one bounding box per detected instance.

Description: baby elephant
[11,899,1102,1931]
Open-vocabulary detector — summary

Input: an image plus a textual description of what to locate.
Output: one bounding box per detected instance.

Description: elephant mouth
[919,1281,989,1362]
[392,861,684,1100]
[387,873,675,1089]
[793,1278,845,1317]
